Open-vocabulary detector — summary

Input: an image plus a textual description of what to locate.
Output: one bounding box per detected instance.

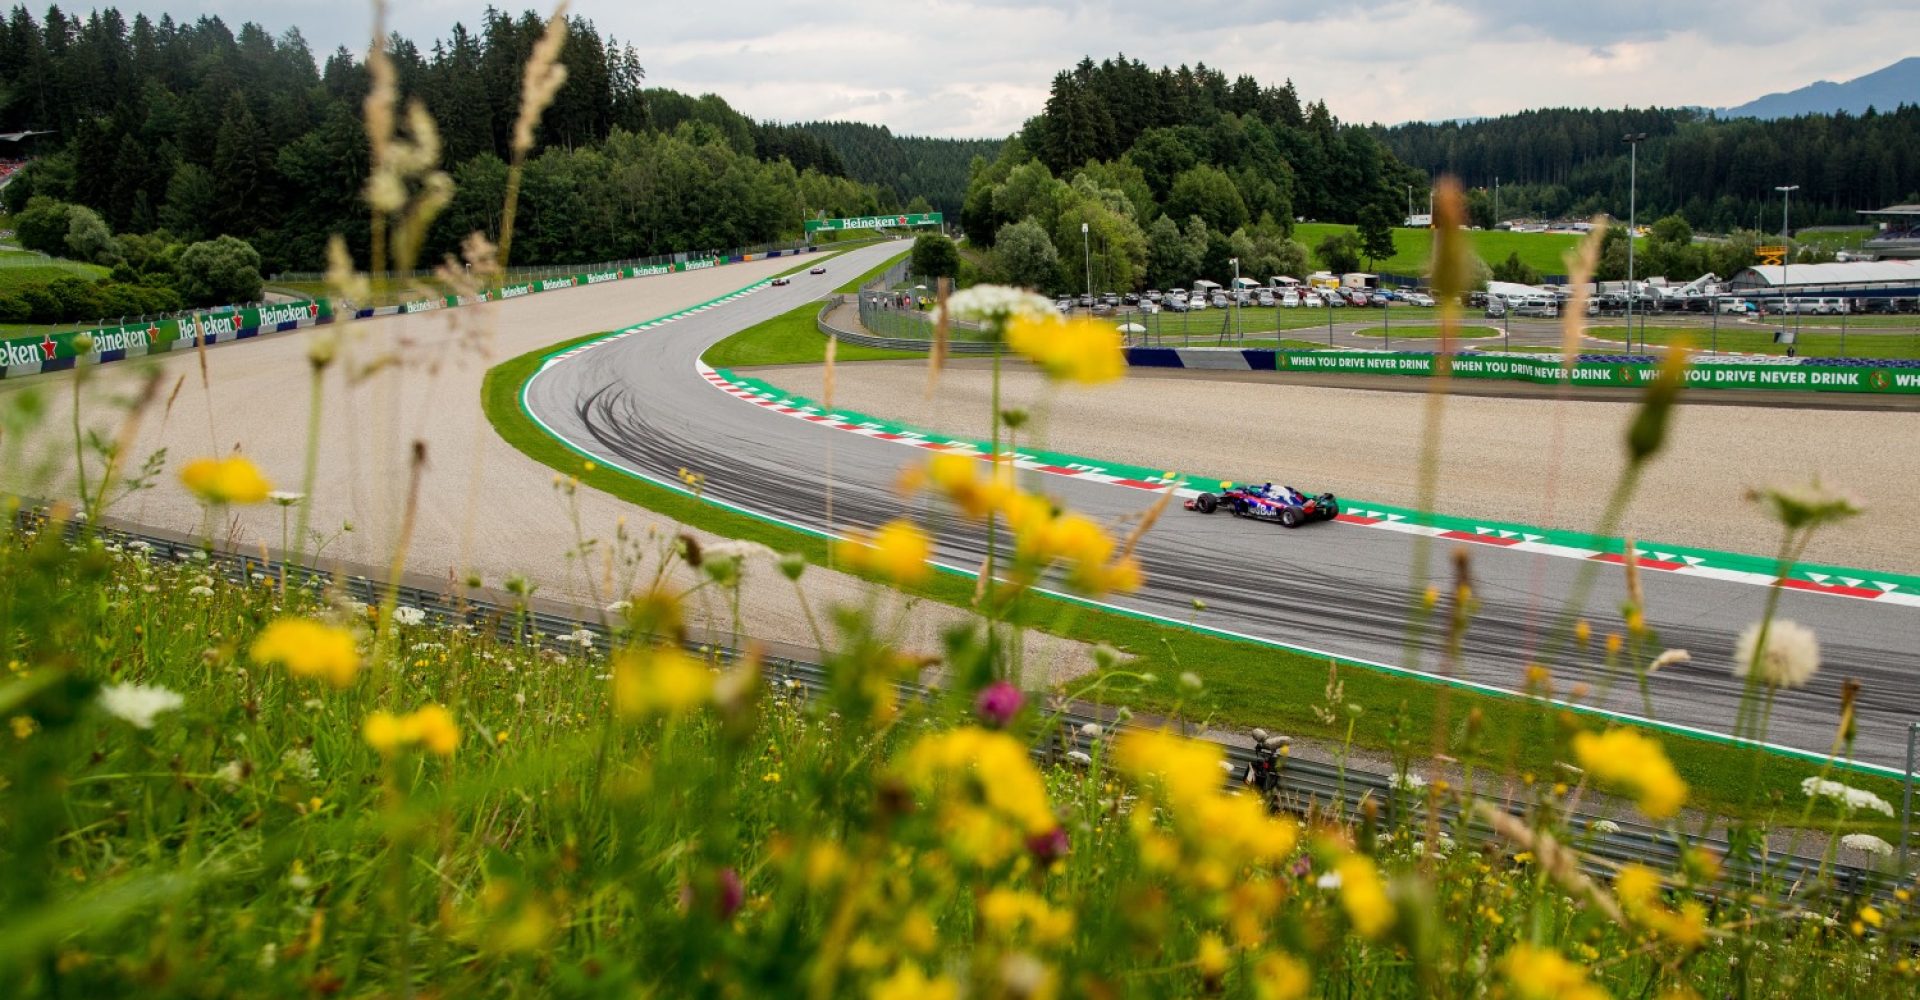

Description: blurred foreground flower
[612,644,713,720]
[1498,944,1611,1000]
[941,284,1054,328]
[252,618,362,688]
[1005,314,1125,384]
[1733,620,1819,689]
[904,726,1061,866]
[1614,864,1708,947]
[1572,728,1687,819]
[97,683,184,730]
[364,704,459,757]
[179,456,272,505]
[1752,479,1860,532]
[835,519,933,586]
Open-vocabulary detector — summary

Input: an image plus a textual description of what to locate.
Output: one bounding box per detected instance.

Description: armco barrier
[1,247,826,380]
[816,296,1001,354]
[1127,348,1920,395]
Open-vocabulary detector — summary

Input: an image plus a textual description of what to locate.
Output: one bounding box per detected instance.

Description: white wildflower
[267,491,305,506]
[215,760,246,786]
[942,283,1054,325]
[1391,771,1427,791]
[1079,722,1101,738]
[188,585,214,598]
[1316,872,1343,891]
[127,540,153,553]
[605,600,631,617]
[703,540,775,563]
[1589,819,1622,835]
[1841,833,1894,857]
[282,747,320,782]
[1065,750,1093,766]
[1733,620,1819,688]
[392,606,426,627]
[1218,759,1238,774]
[1801,776,1895,817]
[564,628,596,648]
[97,683,185,729]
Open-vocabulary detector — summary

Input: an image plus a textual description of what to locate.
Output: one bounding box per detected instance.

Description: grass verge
[833,244,913,294]
[482,329,1904,830]
[704,301,925,367]
[1588,327,1920,360]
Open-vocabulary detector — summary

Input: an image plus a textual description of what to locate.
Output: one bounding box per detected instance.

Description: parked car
[1211,292,1230,308]
[1279,290,1301,308]
[1165,295,1189,312]
[1189,295,1208,311]
[1484,300,1509,319]
[1368,292,1391,308]
[1344,289,1370,307]
[1401,291,1435,307]
[1323,290,1347,308]
[1145,290,1163,303]
[1256,291,1274,307]
[1715,298,1750,315]
[1123,292,1140,305]
[1515,298,1558,318]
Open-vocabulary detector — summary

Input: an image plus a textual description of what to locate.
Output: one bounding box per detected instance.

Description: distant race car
[771,276,792,286]
[1185,482,1339,527]
[810,266,827,275]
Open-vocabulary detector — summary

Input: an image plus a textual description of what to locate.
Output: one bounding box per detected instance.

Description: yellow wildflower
[1196,933,1231,979]
[979,888,1074,946]
[611,644,713,719]
[1498,944,1611,1000]
[363,705,459,757]
[179,456,272,505]
[1573,728,1687,819]
[870,964,958,1000]
[1335,855,1395,938]
[905,727,1057,839]
[1574,619,1592,646]
[836,519,933,586]
[1005,314,1125,384]
[251,618,362,688]
[1615,864,1708,948]
[11,715,37,739]
[1252,953,1311,1000]
[1113,729,1298,864]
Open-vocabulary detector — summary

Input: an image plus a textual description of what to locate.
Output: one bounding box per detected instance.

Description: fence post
[1905,721,1917,870]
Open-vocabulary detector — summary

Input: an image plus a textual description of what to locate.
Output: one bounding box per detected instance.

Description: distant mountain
[1721,56,1920,119]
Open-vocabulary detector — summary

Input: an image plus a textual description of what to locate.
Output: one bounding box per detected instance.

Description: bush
[174,235,263,306]
[18,284,61,324]
[64,205,121,267]
[12,197,73,256]
[0,293,27,324]
[46,276,102,323]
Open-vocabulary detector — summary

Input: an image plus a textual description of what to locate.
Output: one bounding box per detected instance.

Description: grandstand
[1860,204,1920,259]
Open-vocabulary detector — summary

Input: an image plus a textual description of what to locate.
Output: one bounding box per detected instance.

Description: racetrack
[522,240,1920,769]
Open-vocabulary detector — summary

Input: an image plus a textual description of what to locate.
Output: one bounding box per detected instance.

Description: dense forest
[957,56,1425,294]
[1378,105,1920,232]
[0,4,901,280]
[797,121,1001,217]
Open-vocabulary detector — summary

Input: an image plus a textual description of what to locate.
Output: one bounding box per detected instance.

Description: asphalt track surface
[524,241,1920,771]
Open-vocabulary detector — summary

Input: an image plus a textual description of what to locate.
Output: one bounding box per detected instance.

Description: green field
[1794,227,1874,252]
[1345,324,1507,340]
[0,254,109,293]
[1294,223,1592,277]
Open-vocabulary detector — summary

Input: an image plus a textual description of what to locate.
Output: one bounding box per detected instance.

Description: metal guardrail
[816,297,1002,355]
[17,510,1906,905]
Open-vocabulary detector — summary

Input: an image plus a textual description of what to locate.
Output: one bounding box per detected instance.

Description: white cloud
[104,1,1919,135]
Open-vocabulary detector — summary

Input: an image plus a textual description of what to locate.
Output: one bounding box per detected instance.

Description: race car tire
[1195,493,1218,514]
[1280,508,1300,528]
[1321,501,1339,520]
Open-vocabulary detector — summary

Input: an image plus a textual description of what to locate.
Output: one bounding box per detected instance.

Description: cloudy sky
[111,1,1916,136]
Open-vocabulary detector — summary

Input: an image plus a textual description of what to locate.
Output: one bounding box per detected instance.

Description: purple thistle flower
[1027,825,1071,864]
[716,867,743,920]
[975,681,1024,728]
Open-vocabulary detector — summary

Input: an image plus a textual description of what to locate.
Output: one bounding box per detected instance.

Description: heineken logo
[83,327,153,354]
[585,270,620,284]
[681,258,716,271]
[538,277,576,291]
[1,337,46,367]
[256,302,313,326]
[498,284,532,299]
[631,264,670,277]
[197,314,240,337]
[403,299,440,314]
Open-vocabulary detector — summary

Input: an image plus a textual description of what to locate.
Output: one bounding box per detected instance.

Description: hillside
[798,121,1001,217]
[1722,56,1920,120]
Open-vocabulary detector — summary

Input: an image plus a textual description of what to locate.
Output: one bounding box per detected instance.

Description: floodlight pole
[1231,257,1240,338]
[1776,184,1799,325]
[1081,222,1091,302]
[1623,132,1648,354]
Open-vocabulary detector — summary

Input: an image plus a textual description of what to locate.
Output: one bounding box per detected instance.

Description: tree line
[1378,105,1920,233]
[957,57,1426,294]
[0,5,909,281]
[796,121,1002,217]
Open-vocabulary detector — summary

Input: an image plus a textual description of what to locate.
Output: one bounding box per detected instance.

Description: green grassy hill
[1293,223,1589,278]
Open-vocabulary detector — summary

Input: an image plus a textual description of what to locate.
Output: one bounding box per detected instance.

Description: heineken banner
[1123,348,1920,395]
[804,212,943,234]
[0,300,334,373]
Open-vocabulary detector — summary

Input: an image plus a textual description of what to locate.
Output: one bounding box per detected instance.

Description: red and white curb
[696,362,1920,610]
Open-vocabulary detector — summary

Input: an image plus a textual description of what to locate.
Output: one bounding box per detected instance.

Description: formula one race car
[810,265,828,275]
[1184,482,1339,527]
[771,276,792,286]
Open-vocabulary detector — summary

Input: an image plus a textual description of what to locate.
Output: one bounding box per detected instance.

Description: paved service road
[524,241,1920,770]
